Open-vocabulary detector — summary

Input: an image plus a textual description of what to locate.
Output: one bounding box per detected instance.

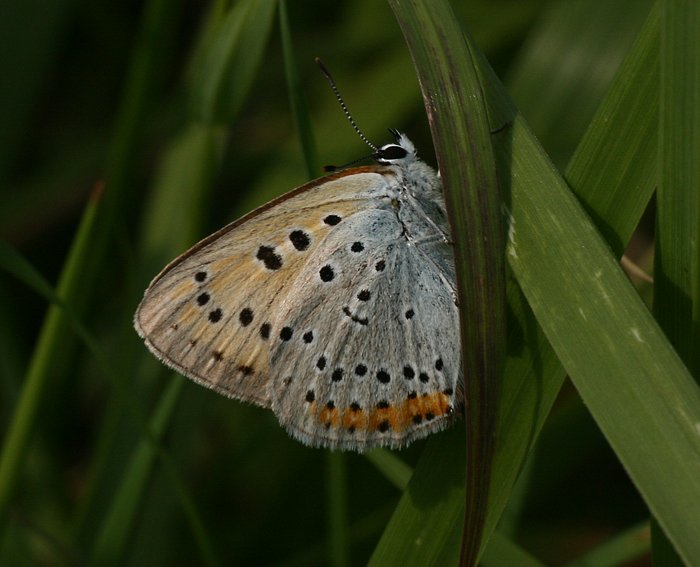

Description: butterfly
[135,65,462,452]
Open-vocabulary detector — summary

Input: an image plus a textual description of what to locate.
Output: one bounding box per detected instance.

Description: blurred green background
[0,0,658,565]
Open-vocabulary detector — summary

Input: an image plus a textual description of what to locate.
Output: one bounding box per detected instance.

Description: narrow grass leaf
[191,0,277,123]
[650,1,700,563]
[655,0,700,378]
[566,3,659,254]
[388,1,506,564]
[279,0,318,179]
[90,378,184,567]
[88,126,227,565]
[364,450,412,491]
[0,187,101,532]
[0,227,220,567]
[368,426,467,567]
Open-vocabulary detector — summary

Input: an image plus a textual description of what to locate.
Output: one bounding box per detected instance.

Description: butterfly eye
[376,144,408,162]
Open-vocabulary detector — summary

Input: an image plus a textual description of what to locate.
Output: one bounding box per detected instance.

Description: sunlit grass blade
[497,44,700,567]
[487,3,661,543]
[369,4,700,565]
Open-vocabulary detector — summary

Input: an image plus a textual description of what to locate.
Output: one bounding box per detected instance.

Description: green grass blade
[85,124,225,565]
[500,102,700,567]
[506,0,653,169]
[480,531,546,567]
[650,1,700,563]
[485,6,660,544]
[0,220,221,567]
[0,188,102,532]
[369,4,700,564]
[0,0,184,536]
[499,44,700,567]
[191,0,277,123]
[656,0,700,378]
[566,2,659,254]
[388,1,506,564]
[279,0,318,178]
[89,378,184,567]
[364,450,412,491]
[368,427,467,567]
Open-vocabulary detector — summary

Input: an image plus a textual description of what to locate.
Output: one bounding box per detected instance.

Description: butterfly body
[135,133,461,451]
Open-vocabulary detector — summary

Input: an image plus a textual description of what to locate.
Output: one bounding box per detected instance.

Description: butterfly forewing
[135,168,397,407]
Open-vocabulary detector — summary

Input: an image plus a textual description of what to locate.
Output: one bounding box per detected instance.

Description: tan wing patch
[135,170,394,407]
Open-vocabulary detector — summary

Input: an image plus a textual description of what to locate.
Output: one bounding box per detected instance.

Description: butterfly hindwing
[269,205,461,451]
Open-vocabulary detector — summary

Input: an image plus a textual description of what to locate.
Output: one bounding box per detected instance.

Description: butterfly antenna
[323,153,375,172]
[315,57,378,152]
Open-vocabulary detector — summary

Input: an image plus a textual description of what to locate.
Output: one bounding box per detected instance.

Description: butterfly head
[374,130,417,165]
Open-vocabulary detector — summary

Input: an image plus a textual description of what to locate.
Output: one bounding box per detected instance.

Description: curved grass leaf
[388,1,506,564]
[370,3,700,565]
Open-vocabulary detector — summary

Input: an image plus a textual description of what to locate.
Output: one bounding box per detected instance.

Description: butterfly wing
[134,167,394,407]
[268,206,461,451]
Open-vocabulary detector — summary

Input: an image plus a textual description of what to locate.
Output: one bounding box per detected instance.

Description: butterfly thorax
[377,135,450,248]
